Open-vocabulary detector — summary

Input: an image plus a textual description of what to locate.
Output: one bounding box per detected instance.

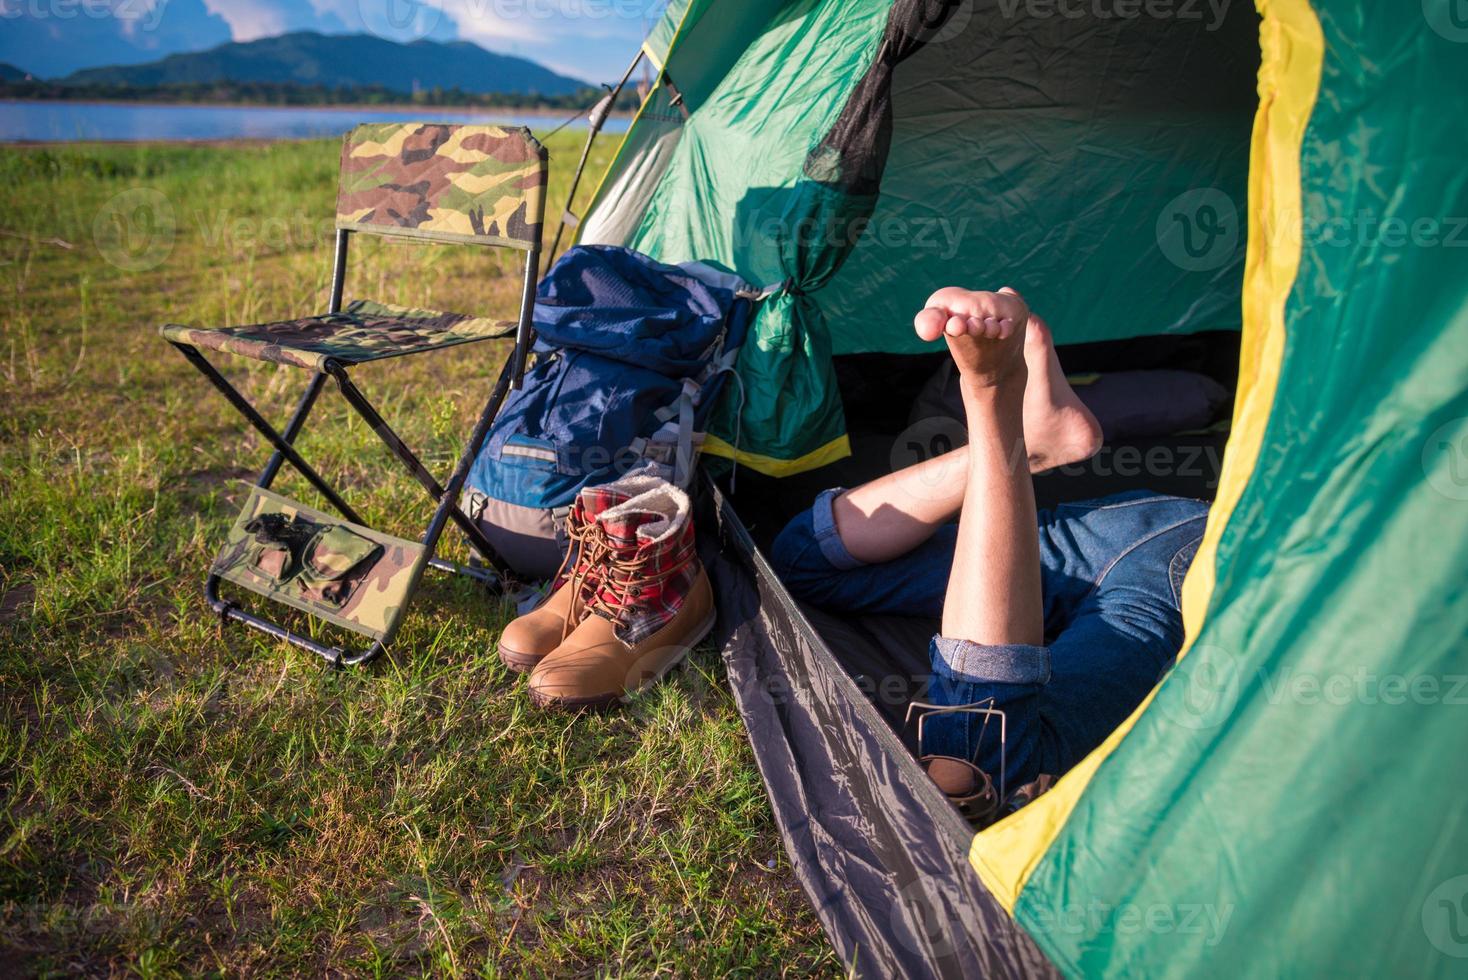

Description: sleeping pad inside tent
[567,0,1468,975]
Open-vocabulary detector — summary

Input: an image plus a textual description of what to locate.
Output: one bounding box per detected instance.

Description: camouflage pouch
[296,525,383,607]
[247,539,294,581]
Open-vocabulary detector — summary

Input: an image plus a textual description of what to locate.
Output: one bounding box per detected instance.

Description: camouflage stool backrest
[335,123,547,250]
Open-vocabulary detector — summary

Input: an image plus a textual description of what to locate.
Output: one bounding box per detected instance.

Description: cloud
[203,0,457,43]
[447,0,659,83]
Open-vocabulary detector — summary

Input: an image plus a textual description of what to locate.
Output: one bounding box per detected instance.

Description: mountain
[0,0,233,80]
[61,32,590,96]
[0,63,29,82]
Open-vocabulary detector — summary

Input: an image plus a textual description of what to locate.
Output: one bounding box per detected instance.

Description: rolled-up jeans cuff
[932,636,1052,685]
[810,487,866,571]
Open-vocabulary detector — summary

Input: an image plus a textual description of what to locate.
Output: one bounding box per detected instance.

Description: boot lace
[582,534,693,629]
[551,511,614,641]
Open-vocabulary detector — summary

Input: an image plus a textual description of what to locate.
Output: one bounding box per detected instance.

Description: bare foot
[1016,297,1103,472]
[914,286,1028,388]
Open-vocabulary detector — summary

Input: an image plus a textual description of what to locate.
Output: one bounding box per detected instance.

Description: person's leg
[903,285,1051,804]
[831,294,1101,565]
[923,493,1209,795]
[910,286,1044,644]
[770,488,957,620]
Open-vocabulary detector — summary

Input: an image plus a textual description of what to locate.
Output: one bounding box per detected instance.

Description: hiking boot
[496,465,670,673]
[528,481,714,708]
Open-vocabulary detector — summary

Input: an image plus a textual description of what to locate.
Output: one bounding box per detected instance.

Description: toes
[945,315,968,337]
[914,307,947,342]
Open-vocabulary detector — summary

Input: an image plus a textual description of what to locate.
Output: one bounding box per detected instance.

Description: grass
[0,134,838,976]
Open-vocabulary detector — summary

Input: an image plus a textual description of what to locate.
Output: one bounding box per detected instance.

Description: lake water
[0,99,630,143]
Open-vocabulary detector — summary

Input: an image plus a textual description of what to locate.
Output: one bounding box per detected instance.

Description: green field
[0,135,836,976]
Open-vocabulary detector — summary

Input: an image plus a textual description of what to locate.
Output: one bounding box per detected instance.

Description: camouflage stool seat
[162,122,547,667]
[161,300,517,372]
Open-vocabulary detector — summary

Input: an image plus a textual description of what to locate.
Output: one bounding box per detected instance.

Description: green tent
[570,0,1468,974]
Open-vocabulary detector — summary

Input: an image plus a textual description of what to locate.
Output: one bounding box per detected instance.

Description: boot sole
[527,609,716,710]
[497,645,542,674]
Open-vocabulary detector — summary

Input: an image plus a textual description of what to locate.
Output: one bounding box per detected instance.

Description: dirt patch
[0,583,35,624]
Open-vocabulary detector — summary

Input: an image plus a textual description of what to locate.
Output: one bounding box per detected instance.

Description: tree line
[0,80,643,112]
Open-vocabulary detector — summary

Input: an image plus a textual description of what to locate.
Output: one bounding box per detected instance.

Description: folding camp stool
[162,123,546,666]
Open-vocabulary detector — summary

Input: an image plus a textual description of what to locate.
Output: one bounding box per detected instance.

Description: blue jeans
[770,489,1209,790]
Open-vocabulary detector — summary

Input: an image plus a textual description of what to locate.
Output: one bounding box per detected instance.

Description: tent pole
[549,49,645,261]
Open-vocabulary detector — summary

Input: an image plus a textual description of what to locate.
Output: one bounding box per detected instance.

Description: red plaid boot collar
[548,479,645,613]
[584,498,699,646]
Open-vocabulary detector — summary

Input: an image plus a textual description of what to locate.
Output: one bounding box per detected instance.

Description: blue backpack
[461,245,755,578]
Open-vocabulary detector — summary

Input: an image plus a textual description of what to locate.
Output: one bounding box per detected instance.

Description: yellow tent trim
[703,432,852,477]
[642,40,665,73]
[967,0,1325,914]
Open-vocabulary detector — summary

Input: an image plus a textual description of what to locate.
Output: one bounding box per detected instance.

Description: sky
[0,0,665,83]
